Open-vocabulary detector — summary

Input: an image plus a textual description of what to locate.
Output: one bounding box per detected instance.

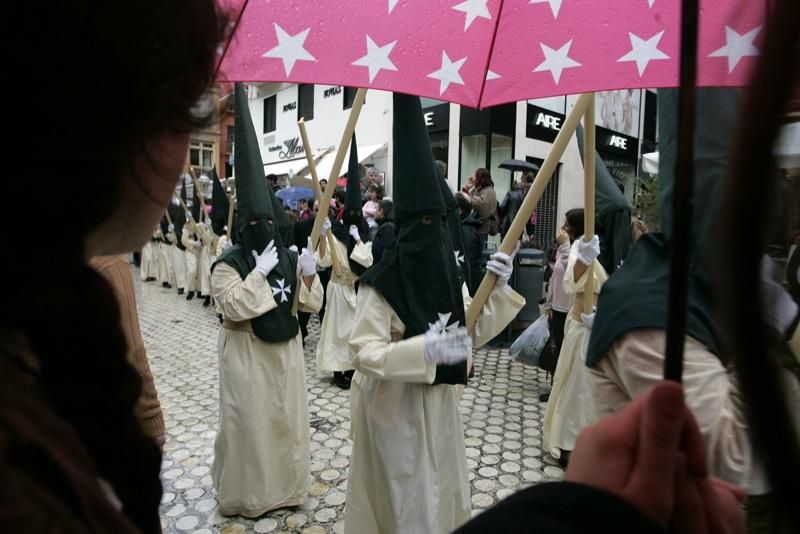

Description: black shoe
[539,392,551,402]
[558,450,571,469]
[146,277,156,282]
[202,296,211,307]
[332,372,351,390]
[177,288,184,295]
[217,314,223,324]
[186,291,195,301]
[162,282,172,289]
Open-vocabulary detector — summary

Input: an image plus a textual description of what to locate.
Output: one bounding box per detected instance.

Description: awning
[299,143,387,181]
[262,155,314,177]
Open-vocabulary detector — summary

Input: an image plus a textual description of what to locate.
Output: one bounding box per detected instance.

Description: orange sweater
[90,256,165,446]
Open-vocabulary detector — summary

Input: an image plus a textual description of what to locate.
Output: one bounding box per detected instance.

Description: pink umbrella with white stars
[216,0,765,108]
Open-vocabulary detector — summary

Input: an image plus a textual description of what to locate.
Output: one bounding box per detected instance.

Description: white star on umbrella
[533,40,581,84]
[617,31,670,76]
[529,0,563,19]
[388,0,399,13]
[707,25,761,73]
[454,249,465,265]
[648,0,655,7]
[271,278,292,303]
[427,312,461,334]
[453,0,492,31]
[486,69,501,81]
[263,24,316,76]
[428,51,467,96]
[352,35,398,83]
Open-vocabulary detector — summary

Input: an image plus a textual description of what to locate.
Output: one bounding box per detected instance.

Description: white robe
[542,240,608,458]
[140,241,154,281]
[158,242,174,285]
[170,235,187,290]
[344,283,525,534]
[182,232,200,292]
[315,236,373,373]
[211,261,323,517]
[198,227,213,296]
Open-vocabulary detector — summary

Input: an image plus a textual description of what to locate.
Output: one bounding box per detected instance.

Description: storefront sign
[283,101,297,112]
[526,104,564,143]
[323,86,342,98]
[596,126,638,160]
[268,144,282,152]
[424,103,450,133]
[279,137,304,159]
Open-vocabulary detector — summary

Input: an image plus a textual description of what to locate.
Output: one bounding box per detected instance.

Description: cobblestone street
[135,267,563,533]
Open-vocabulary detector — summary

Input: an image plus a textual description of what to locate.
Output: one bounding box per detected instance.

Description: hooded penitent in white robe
[182,229,200,293]
[140,240,154,281]
[542,239,608,459]
[344,283,525,534]
[211,261,323,517]
[168,231,187,290]
[315,236,373,373]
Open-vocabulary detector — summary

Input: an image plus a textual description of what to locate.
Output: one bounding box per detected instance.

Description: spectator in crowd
[363,183,385,240]
[462,168,498,246]
[499,173,534,239]
[334,188,346,221]
[371,198,395,263]
[298,198,312,221]
[266,173,281,193]
[319,178,328,193]
[456,192,483,296]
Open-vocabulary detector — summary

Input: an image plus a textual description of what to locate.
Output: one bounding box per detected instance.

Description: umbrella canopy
[217,0,764,108]
[275,186,316,206]
[499,159,540,173]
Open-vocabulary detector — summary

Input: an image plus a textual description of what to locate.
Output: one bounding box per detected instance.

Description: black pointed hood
[359,92,466,385]
[343,133,363,225]
[210,167,229,236]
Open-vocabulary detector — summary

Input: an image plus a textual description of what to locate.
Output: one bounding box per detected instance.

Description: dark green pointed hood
[359,93,466,385]
[210,167,229,236]
[576,124,632,274]
[233,82,285,253]
[587,89,742,367]
[343,133,363,226]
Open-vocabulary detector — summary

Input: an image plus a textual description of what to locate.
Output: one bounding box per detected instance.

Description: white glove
[577,235,600,266]
[299,238,317,276]
[486,241,520,288]
[581,311,596,329]
[349,225,361,242]
[222,240,233,251]
[423,327,472,365]
[321,218,332,236]
[252,240,278,277]
[289,245,299,253]
[185,211,192,221]
[168,224,174,232]
[762,256,798,335]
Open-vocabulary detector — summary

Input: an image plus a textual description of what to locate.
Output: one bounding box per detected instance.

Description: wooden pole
[188,168,206,219]
[176,195,195,225]
[310,88,367,249]
[583,95,596,313]
[226,193,235,240]
[298,117,342,272]
[298,118,322,199]
[164,210,173,226]
[466,93,593,333]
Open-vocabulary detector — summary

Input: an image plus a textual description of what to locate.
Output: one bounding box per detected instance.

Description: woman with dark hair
[542,209,607,467]
[1,1,224,531]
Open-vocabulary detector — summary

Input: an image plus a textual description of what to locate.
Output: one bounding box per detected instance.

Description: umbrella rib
[476,0,506,109]
[213,0,252,81]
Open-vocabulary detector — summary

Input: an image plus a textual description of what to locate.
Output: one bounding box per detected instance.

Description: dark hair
[266,173,278,184]
[474,168,493,188]
[455,192,472,214]
[335,189,346,204]
[368,183,385,199]
[379,199,393,219]
[565,208,585,239]
[522,171,535,184]
[7,1,226,531]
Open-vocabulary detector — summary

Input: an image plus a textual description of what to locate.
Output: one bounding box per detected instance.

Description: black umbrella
[498,159,540,173]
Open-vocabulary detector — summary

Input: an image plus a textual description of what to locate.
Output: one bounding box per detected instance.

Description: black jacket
[499,189,525,238]
[372,218,395,264]
[292,217,314,251]
[460,211,483,296]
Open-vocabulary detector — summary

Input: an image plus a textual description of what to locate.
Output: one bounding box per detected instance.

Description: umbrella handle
[466,93,593,334]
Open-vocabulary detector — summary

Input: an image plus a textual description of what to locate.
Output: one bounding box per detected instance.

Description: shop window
[263,95,276,133]
[298,84,314,121]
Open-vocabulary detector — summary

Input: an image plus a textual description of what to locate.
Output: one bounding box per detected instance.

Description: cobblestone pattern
[134,269,562,533]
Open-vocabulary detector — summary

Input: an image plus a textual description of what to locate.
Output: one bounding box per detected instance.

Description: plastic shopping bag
[509,314,550,367]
